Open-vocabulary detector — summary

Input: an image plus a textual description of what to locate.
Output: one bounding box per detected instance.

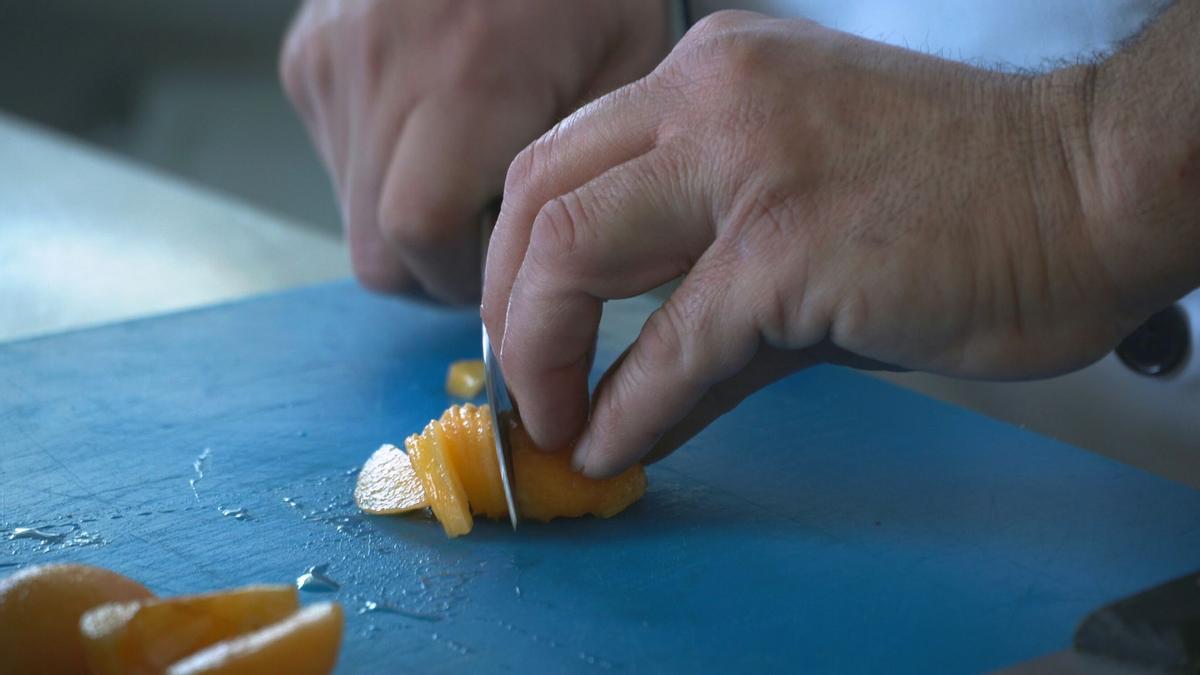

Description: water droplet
[445,639,470,655]
[358,600,442,622]
[344,467,359,476]
[513,585,522,597]
[577,652,614,668]
[190,448,212,500]
[9,524,76,542]
[218,507,251,521]
[67,531,105,547]
[296,564,340,592]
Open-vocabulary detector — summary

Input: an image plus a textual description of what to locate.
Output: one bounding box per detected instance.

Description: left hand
[482,11,1131,477]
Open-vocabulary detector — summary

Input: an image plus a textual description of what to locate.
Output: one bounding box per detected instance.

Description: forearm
[1078,0,1200,315]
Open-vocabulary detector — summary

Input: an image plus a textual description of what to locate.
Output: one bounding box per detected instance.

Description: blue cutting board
[2,281,1198,674]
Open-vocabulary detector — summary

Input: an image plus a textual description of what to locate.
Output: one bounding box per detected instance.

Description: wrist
[1033,62,1199,326]
[1048,54,1200,319]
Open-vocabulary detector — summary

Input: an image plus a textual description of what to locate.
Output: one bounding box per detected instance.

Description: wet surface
[3,284,1199,673]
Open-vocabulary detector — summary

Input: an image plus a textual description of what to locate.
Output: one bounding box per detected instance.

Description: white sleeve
[683,0,1167,70]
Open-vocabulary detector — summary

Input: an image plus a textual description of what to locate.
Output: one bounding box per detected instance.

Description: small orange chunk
[445,359,486,398]
[406,420,474,537]
[439,404,507,519]
[0,563,154,675]
[390,404,645,535]
[509,423,646,521]
[81,585,299,675]
[354,443,429,514]
[166,602,343,675]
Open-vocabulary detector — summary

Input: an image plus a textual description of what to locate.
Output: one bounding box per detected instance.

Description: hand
[280,0,670,302]
[483,11,1136,477]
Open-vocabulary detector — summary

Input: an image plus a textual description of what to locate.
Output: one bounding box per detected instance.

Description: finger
[641,346,817,465]
[482,77,668,343]
[572,252,763,477]
[379,89,553,304]
[340,76,415,293]
[498,149,710,452]
[279,5,342,178]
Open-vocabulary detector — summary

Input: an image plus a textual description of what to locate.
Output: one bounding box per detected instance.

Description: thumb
[640,345,816,465]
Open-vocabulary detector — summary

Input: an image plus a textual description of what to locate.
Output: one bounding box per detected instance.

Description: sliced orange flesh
[508,421,647,521]
[81,585,299,675]
[440,404,507,519]
[354,444,429,514]
[0,563,154,675]
[445,359,486,398]
[166,602,343,675]
[406,420,473,537]
[364,404,646,535]
[431,404,645,523]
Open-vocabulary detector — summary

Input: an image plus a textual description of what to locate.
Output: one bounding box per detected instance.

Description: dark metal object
[1074,570,1200,673]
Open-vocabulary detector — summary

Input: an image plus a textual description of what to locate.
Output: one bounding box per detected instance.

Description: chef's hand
[482,11,1154,477]
[281,0,670,302]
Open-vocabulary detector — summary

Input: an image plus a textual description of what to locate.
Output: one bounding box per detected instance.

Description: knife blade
[480,204,520,529]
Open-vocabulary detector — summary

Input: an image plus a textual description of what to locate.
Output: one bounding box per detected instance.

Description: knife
[480,204,520,529]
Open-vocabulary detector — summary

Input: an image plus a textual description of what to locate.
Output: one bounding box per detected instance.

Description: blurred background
[2,1,338,230]
[1,1,1196,486]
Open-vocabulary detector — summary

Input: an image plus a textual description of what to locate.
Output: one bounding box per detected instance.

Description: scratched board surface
[2,281,1198,674]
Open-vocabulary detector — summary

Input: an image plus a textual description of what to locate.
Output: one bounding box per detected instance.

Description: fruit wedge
[384,404,646,537]
[439,404,507,519]
[0,563,154,675]
[445,359,485,398]
[81,584,298,675]
[166,602,343,675]
[406,419,473,537]
[354,443,429,514]
[509,423,647,521]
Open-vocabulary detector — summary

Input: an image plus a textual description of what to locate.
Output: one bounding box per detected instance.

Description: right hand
[280,0,670,303]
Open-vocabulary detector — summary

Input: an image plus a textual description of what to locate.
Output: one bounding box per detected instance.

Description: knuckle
[278,4,331,101]
[643,298,695,372]
[503,144,538,202]
[709,35,771,92]
[349,249,413,295]
[377,198,460,253]
[504,126,559,202]
[688,9,753,38]
[278,33,313,103]
[528,192,591,273]
[356,10,393,92]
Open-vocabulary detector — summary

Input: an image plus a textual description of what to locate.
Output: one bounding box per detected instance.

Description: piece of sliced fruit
[166,602,343,675]
[359,402,647,535]
[404,404,646,528]
[445,359,485,398]
[440,404,507,519]
[81,584,299,675]
[406,419,474,537]
[0,563,154,675]
[354,443,429,514]
[507,422,647,521]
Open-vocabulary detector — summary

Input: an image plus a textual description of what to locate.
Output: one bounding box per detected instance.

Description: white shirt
[692,0,1168,69]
